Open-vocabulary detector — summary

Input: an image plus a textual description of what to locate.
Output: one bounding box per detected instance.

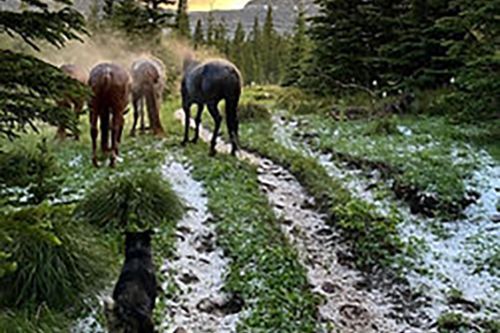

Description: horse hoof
[92,159,99,168]
[181,140,188,146]
[130,131,136,137]
[190,138,198,144]
[208,150,216,157]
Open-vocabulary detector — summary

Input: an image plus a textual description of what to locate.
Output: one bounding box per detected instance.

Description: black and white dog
[104,231,157,333]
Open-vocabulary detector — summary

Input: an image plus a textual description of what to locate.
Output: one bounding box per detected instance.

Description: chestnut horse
[88,63,130,167]
[56,64,88,140]
[181,57,242,156]
[130,58,166,137]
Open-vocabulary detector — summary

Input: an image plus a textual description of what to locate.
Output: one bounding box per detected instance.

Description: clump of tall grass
[75,172,184,232]
[0,204,115,310]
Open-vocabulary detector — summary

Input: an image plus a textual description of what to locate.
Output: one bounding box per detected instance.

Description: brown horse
[88,63,130,167]
[56,64,88,140]
[130,58,166,137]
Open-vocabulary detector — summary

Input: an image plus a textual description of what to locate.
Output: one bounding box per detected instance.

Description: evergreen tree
[0,0,88,139]
[214,19,229,55]
[230,21,246,78]
[193,19,204,49]
[249,16,264,84]
[262,5,280,83]
[435,0,500,120]
[307,0,379,93]
[104,0,115,17]
[175,0,191,39]
[206,11,215,46]
[283,2,311,86]
[110,0,174,41]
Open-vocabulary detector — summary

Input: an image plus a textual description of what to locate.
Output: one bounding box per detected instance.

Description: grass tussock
[76,172,184,232]
[0,203,116,310]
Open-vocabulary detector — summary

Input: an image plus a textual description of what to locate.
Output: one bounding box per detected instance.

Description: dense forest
[0,0,499,332]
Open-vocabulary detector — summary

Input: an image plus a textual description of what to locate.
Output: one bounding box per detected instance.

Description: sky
[187,0,251,11]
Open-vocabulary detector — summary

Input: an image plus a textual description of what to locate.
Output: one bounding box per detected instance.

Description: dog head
[124,230,153,257]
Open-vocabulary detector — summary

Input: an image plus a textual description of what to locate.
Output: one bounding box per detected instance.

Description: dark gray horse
[181,57,242,156]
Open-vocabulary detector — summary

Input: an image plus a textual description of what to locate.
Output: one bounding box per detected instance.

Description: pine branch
[0,3,86,51]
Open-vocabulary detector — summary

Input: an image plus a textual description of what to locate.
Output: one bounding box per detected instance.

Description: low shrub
[238,101,271,122]
[0,139,61,204]
[76,172,184,232]
[276,88,331,115]
[0,204,115,310]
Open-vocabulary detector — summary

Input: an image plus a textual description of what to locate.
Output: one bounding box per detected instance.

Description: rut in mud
[176,110,424,332]
[160,156,243,333]
[273,114,500,324]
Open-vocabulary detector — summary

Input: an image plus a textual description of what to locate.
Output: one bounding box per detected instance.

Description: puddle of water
[160,156,242,333]
[176,110,425,332]
[273,114,500,324]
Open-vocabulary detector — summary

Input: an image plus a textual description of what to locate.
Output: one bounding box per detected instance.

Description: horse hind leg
[207,102,222,156]
[192,103,204,143]
[90,109,99,167]
[109,110,124,168]
[139,97,146,133]
[100,110,110,154]
[226,98,240,156]
[146,89,164,137]
[130,93,140,137]
[181,99,191,145]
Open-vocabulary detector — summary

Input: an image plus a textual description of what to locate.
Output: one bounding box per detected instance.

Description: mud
[273,114,500,325]
[160,156,242,333]
[175,110,426,332]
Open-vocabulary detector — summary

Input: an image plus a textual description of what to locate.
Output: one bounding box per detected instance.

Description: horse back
[185,59,242,103]
[60,64,88,85]
[89,63,130,112]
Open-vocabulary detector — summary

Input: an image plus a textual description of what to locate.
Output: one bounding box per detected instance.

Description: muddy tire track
[273,113,500,325]
[160,157,242,333]
[175,110,424,332]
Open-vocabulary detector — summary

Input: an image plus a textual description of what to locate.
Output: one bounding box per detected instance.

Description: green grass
[0,203,118,310]
[239,118,402,270]
[0,307,71,333]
